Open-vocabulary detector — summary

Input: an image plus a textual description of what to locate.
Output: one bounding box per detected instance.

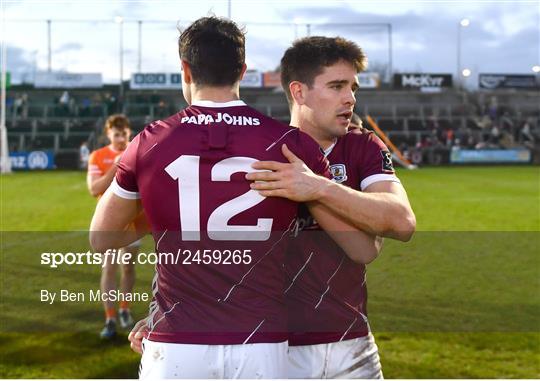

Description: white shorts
[287,333,383,379]
[139,338,287,379]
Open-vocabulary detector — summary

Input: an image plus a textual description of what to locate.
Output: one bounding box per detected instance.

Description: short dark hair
[280,36,367,105]
[178,17,245,87]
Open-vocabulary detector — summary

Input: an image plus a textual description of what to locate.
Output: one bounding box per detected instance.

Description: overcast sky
[3,0,540,85]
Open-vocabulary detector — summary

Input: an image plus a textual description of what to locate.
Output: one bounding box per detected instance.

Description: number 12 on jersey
[165,155,273,242]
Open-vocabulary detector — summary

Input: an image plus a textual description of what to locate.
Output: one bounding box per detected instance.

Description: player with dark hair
[90,17,357,379]
[87,114,143,339]
[247,36,416,378]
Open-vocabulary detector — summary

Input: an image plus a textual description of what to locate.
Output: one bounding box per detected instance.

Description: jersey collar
[191,100,246,108]
[322,139,338,157]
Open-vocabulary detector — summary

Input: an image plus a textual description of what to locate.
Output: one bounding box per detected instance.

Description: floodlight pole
[456,19,469,90]
[47,19,51,72]
[388,23,392,83]
[457,23,461,89]
[0,2,11,173]
[137,20,142,72]
[118,18,124,101]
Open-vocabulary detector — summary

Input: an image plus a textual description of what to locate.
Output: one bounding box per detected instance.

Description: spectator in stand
[445,128,454,147]
[476,92,486,116]
[466,129,477,148]
[68,96,77,116]
[427,111,440,131]
[13,93,23,119]
[155,100,169,118]
[488,96,499,122]
[430,124,444,146]
[499,128,515,149]
[79,141,90,170]
[420,136,433,148]
[12,93,29,120]
[520,119,536,149]
[475,133,489,149]
[80,97,92,117]
[500,111,515,136]
[20,93,29,119]
[92,92,103,106]
[489,125,501,147]
[103,92,118,114]
[460,127,476,149]
[59,91,70,105]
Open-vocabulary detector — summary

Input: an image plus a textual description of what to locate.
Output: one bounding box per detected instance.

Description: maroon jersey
[286,131,400,346]
[112,100,329,345]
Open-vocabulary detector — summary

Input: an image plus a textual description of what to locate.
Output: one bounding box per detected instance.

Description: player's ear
[181,60,192,84]
[238,63,247,80]
[289,81,307,106]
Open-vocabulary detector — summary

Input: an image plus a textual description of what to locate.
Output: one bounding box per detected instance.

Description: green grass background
[1,167,539,378]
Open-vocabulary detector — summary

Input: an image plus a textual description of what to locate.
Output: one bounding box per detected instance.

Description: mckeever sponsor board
[394,73,453,90]
[479,74,538,90]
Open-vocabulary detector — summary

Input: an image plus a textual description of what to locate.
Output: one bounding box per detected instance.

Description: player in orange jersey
[87,114,144,339]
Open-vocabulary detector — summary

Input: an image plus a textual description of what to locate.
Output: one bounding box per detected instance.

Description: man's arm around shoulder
[247,144,416,242]
[316,178,416,242]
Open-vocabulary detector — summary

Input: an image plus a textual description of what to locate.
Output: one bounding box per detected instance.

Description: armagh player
[247,37,416,378]
[87,114,139,339]
[90,17,360,379]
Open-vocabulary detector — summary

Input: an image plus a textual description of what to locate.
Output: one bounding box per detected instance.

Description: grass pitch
[1,166,539,378]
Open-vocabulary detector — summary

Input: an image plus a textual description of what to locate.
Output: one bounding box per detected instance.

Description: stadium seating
[377,118,402,131]
[5,86,539,168]
[28,134,58,150]
[62,133,92,150]
[38,121,66,133]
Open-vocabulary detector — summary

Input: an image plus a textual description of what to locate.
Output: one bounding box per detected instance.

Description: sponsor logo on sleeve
[381,150,394,172]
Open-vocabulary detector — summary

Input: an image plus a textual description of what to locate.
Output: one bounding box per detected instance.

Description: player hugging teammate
[91,16,415,379]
